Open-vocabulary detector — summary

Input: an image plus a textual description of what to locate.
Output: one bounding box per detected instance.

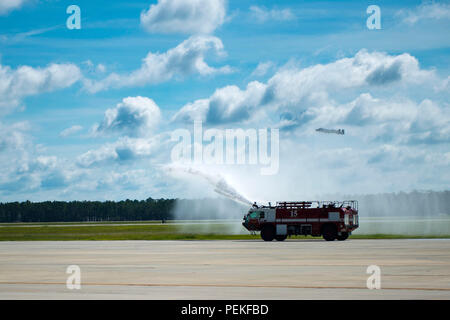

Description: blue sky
[0,0,449,202]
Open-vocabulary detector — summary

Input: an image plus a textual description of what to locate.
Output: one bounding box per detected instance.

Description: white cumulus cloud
[93,96,161,136]
[83,35,233,93]
[173,50,436,125]
[77,136,163,168]
[0,62,82,114]
[140,0,226,34]
[172,81,267,124]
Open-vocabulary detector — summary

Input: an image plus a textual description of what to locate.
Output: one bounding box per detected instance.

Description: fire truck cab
[242,201,359,241]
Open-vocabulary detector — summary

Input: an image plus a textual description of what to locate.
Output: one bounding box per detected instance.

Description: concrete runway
[0,239,449,299]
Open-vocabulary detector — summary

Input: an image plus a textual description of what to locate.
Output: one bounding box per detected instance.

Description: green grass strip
[0,223,449,241]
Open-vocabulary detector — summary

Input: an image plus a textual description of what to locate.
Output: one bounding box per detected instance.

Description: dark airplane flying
[316,128,345,135]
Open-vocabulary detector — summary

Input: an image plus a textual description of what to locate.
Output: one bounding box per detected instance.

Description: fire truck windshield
[247,211,265,219]
[246,211,255,219]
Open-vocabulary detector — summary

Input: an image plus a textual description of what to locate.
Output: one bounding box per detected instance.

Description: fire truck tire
[261,225,275,241]
[337,232,349,241]
[275,235,287,241]
[322,224,337,241]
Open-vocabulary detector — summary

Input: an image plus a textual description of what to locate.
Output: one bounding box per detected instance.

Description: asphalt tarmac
[0,239,449,299]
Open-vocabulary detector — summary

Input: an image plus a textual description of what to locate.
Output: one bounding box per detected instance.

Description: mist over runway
[1,239,450,299]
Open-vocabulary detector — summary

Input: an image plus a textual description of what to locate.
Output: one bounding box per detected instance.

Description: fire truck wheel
[261,225,275,241]
[337,232,349,241]
[275,235,287,241]
[322,224,337,241]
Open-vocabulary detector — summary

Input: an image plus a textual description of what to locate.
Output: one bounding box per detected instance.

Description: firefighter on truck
[242,201,359,241]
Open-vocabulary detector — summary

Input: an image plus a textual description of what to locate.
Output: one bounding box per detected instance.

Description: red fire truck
[242,201,359,241]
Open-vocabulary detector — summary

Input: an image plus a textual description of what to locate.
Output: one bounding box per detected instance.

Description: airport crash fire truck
[242,201,359,241]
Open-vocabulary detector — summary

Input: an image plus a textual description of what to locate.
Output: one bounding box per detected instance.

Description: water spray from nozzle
[167,166,253,206]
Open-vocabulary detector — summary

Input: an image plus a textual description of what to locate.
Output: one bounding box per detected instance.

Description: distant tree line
[0,198,175,223]
[0,197,247,223]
